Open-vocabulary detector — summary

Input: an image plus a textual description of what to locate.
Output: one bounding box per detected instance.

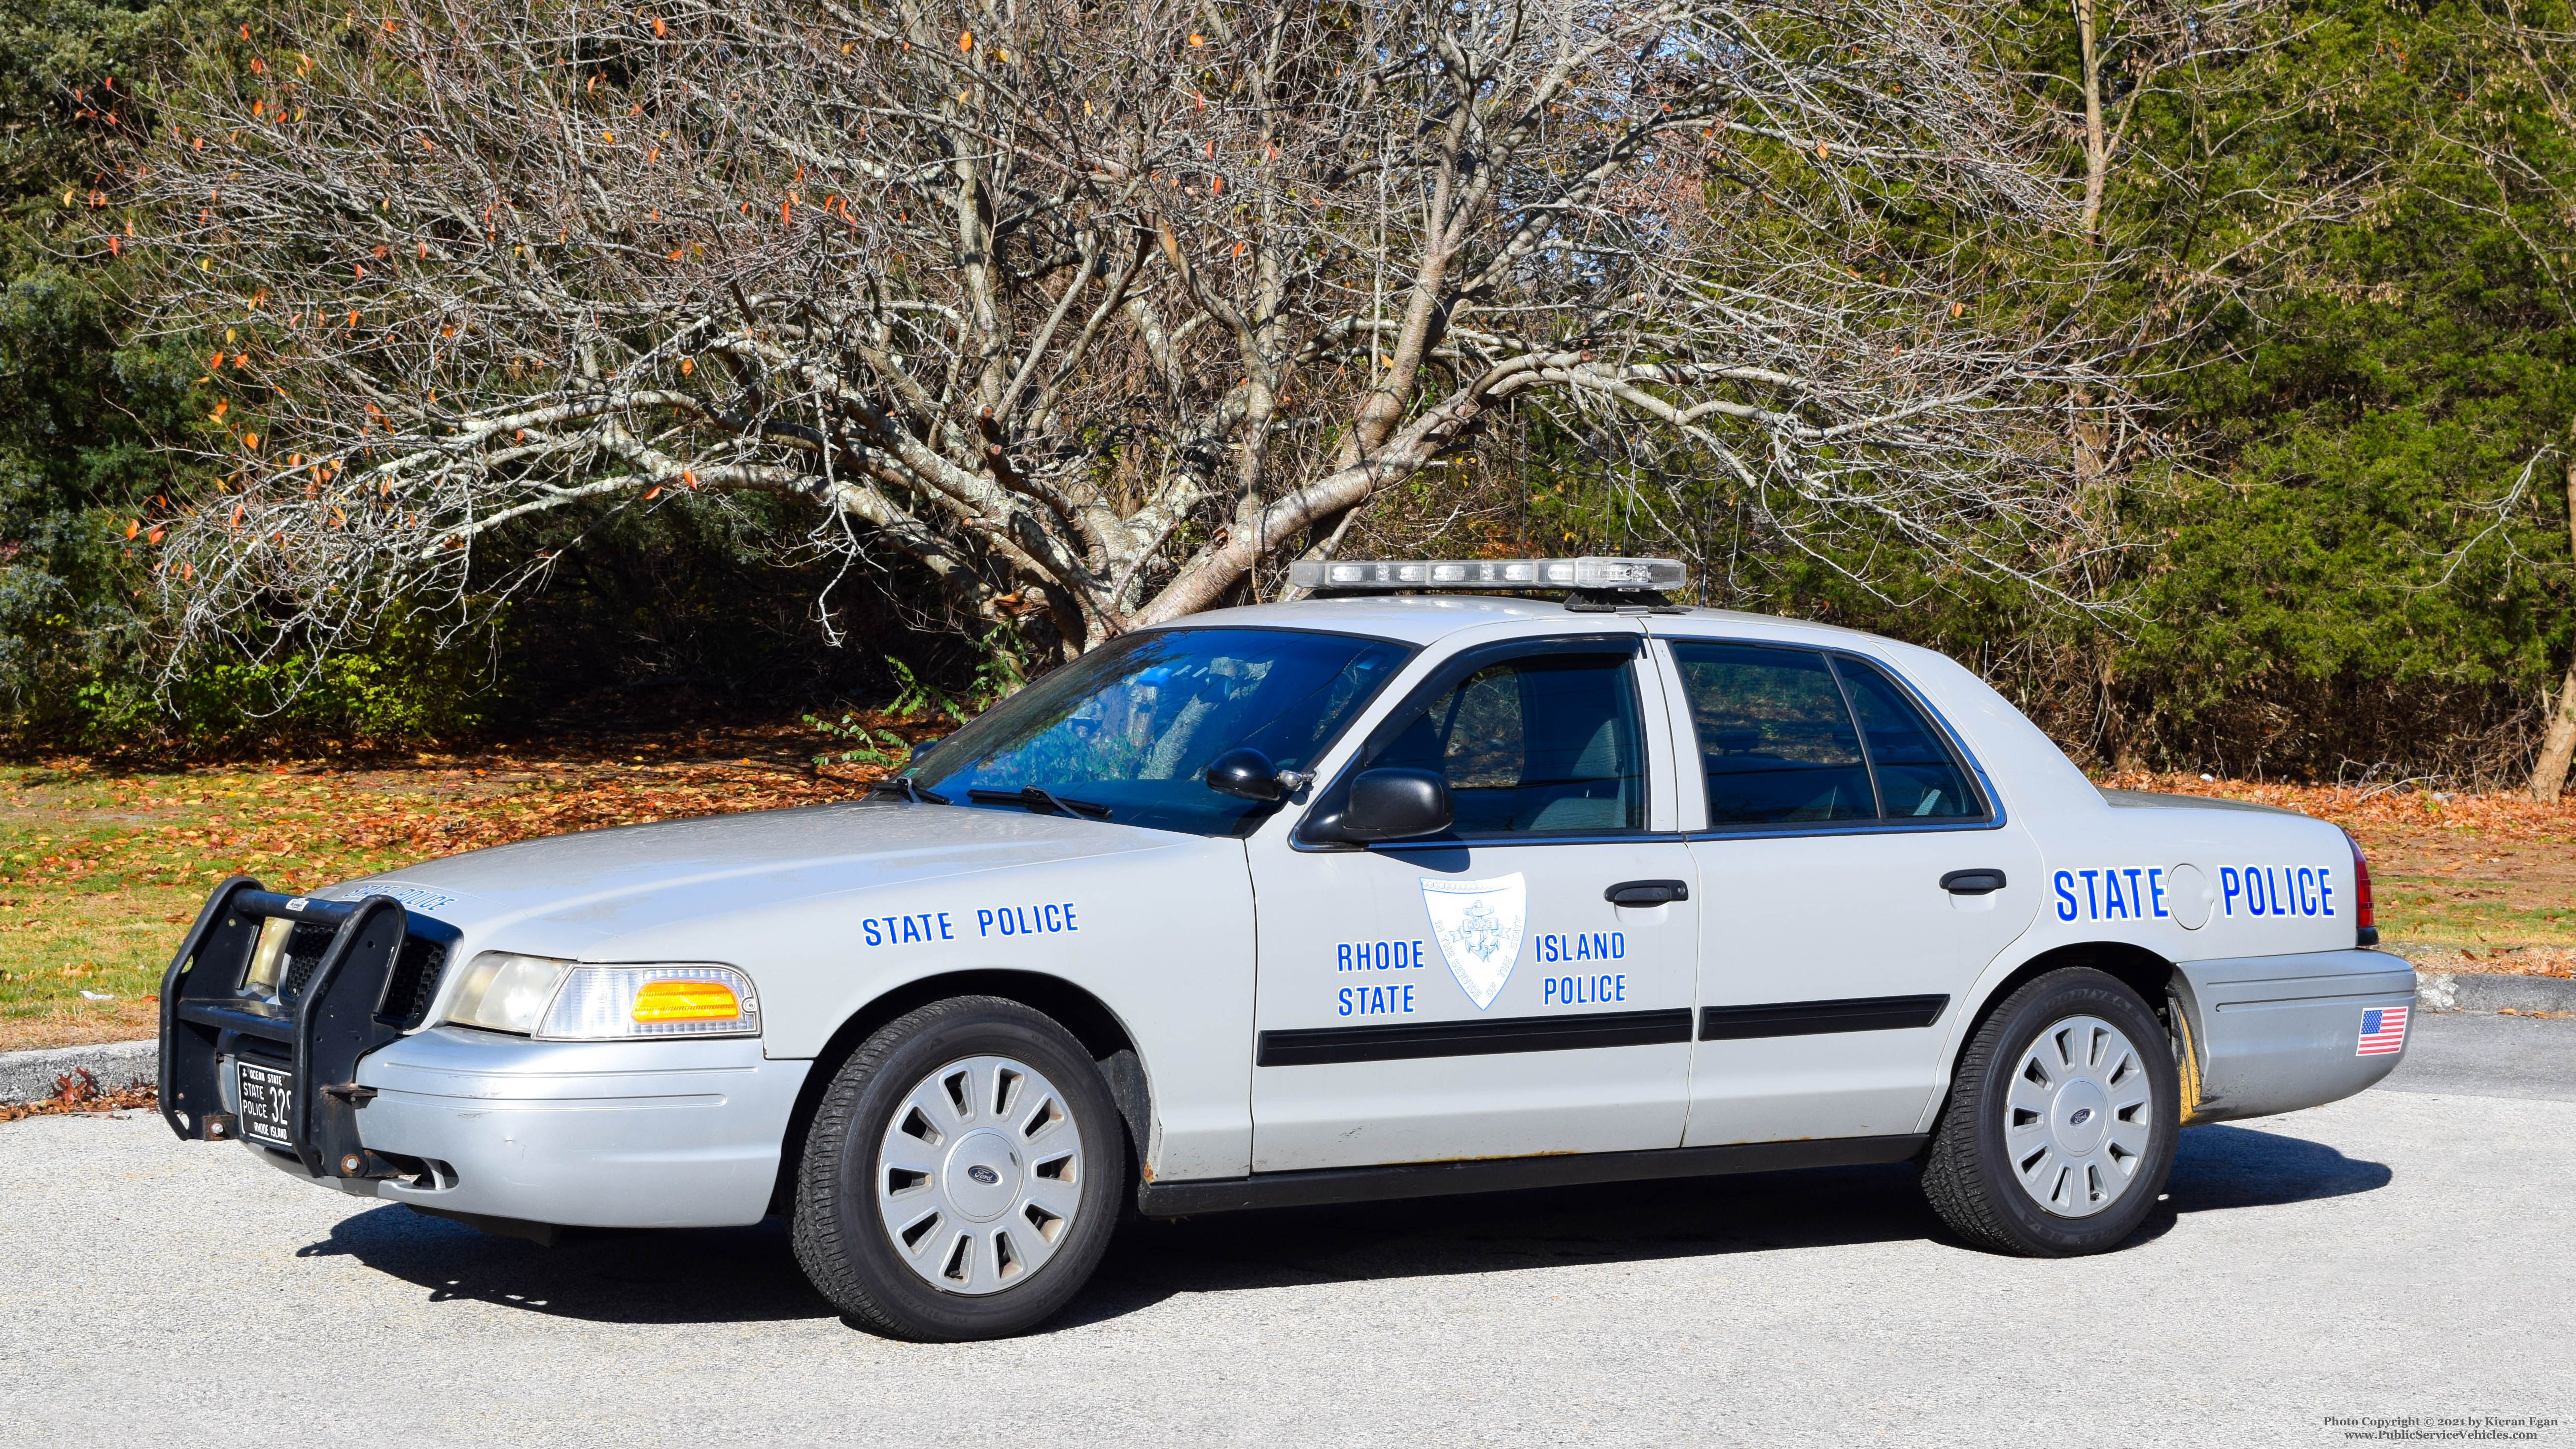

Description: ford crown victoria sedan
[156,558,2415,1340]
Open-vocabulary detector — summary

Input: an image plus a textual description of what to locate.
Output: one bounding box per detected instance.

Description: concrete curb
[0,1038,157,1105]
[2417,970,2576,1016]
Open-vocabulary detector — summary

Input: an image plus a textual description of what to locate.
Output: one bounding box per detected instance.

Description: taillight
[2346,830,2378,947]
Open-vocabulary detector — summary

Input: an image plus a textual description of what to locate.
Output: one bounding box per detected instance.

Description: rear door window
[1836,657,1983,818]
[1670,643,1875,824]
[1668,642,1986,828]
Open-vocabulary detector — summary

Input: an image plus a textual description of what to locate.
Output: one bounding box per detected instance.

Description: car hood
[319,799,1184,957]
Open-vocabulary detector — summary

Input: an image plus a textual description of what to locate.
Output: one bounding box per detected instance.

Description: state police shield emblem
[1420,873,1527,1010]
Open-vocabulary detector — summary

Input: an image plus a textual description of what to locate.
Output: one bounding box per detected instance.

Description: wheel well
[765,971,1147,1217]
[1953,941,2181,1071]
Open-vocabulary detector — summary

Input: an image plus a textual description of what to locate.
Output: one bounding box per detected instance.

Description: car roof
[1167,593,1887,649]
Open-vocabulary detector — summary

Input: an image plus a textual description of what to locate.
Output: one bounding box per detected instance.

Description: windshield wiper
[869,777,950,805]
[967,785,1113,820]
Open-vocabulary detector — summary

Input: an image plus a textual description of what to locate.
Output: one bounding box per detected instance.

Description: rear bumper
[2172,948,2415,1123]
[220,1027,809,1228]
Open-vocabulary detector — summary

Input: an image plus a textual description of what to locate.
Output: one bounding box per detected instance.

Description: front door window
[1367,652,1646,836]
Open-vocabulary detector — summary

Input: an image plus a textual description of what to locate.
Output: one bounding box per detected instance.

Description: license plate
[236,1059,294,1149]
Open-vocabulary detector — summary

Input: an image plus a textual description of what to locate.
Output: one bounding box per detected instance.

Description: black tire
[790,996,1125,1340]
[1920,967,2180,1257]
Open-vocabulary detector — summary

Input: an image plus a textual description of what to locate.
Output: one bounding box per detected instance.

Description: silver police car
[156,558,2415,1340]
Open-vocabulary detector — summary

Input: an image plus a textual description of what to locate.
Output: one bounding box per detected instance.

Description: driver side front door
[1244,633,1701,1173]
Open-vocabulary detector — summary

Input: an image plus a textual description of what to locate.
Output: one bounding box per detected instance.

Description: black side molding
[1700,994,1949,1041]
[1137,1133,1929,1217]
[1258,1007,1692,1067]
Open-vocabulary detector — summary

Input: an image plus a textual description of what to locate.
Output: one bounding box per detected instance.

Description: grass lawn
[1,747,2566,1054]
[0,724,891,1052]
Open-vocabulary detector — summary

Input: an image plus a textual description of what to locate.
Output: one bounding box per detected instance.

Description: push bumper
[2172,948,2416,1123]
[160,878,809,1230]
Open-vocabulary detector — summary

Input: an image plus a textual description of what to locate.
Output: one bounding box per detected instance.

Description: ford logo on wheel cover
[967,1165,1001,1185]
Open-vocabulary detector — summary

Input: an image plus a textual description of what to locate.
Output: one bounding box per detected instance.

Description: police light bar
[1289,556,1687,593]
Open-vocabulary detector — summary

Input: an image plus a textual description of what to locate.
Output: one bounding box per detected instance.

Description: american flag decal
[2357,1005,2409,1057]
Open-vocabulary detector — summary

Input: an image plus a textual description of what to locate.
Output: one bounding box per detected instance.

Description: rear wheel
[791,996,1124,1340]
[1920,967,2179,1256]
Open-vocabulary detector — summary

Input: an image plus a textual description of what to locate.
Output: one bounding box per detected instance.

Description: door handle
[1941,869,2007,896]
[1605,880,1690,906]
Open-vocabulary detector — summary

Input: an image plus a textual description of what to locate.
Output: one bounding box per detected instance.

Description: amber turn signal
[631,978,742,1023]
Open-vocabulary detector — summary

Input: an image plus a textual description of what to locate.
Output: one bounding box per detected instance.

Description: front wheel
[1920,967,2179,1256]
[791,996,1125,1340]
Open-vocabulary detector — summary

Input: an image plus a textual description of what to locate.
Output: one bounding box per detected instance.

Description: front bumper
[2173,948,2417,1123]
[343,1028,808,1227]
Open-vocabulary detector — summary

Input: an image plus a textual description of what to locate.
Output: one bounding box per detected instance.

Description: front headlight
[442,953,760,1040]
[445,952,574,1034]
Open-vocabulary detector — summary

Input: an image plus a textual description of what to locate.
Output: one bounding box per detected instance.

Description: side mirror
[1204,746,1285,803]
[1341,768,1453,842]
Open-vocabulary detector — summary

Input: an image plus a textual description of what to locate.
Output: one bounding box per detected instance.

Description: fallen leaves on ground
[2406,946,2576,979]
[0,744,2568,1055]
[2098,772,2576,843]
[0,1066,158,1118]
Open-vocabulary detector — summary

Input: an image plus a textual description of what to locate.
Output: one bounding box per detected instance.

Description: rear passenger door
[1655,637,2042,1146]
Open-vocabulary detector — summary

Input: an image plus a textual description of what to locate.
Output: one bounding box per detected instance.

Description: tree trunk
[2075,0,2109,247]
[2530,452,2576,803]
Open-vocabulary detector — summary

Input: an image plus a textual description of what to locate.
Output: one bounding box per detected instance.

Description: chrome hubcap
[875,1055,1083,1295]
[2004,1015,2154,1218]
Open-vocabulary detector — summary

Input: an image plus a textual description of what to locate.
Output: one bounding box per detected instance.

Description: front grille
[376,935,452,1029]
[277,922,340,1001]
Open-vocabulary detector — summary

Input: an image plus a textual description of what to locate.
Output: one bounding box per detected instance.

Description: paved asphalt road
[4,1013,2571,1449]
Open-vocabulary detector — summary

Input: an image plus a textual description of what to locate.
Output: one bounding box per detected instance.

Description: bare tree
[123,0,2130,667]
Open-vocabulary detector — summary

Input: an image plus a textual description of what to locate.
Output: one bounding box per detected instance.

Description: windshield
[905,627,1413,836]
